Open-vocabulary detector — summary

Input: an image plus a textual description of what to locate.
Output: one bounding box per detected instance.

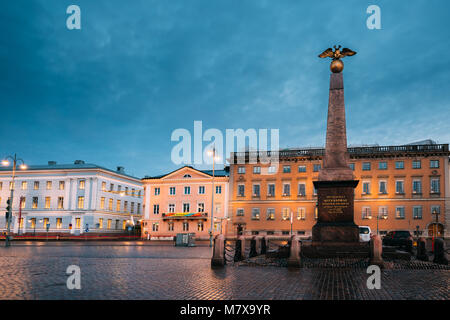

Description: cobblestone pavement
[0,242,448,300]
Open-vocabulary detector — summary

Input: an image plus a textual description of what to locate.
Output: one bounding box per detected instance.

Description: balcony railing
[231,144,449,162]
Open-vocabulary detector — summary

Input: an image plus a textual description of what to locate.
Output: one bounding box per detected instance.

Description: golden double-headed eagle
[319,45,357,60]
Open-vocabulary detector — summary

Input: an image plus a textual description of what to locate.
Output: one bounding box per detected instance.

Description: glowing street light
[2,154,27,247]
[208,145,220,247]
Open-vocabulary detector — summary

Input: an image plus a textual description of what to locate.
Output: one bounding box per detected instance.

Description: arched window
[183,174,191,178]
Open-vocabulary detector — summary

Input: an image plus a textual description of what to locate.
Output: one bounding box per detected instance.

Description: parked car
[359,226,371,242]
[382,230,413,248]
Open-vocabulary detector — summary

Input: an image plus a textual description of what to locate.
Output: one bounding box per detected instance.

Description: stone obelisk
[312,46,359,243]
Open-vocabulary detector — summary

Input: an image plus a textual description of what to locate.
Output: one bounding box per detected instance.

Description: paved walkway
[0,243,448,300]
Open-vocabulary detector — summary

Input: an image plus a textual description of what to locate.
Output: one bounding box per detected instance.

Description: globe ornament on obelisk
[312,45,360,243]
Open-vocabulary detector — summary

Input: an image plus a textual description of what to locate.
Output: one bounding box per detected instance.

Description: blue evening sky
[1,0,449,177]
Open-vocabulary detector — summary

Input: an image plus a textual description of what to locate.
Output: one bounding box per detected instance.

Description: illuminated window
[32,197,38,209]
[282,208,290,220]
[297,207,306,220]
[77,196,84,209]
[20,197,26,209]
[45,197,51,209]
[379,206,388,219]
[21,181,27,190]
[9,182,15,190]
[59,181,65,190]
[122,220,127,230]
[34,181,39,190]
[108,198,113,210]
[124,201,128,211]
[101,182,106,191]
[251,208,260,220]
[99,218,103,229]
[266,208,275,220]
[79,180,85,190]
[362,207,371,219]
[76,218,81,228]
[130,202,135,213]
[395,207,405,219]
[46,181,52,190]
[56,218,62,229]
[107,219,112,229]
[116,200,121,212]
[100,197,105,209]
[43,218,49,228]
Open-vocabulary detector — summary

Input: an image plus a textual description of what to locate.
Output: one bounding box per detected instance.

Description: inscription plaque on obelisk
[312,45,359,243]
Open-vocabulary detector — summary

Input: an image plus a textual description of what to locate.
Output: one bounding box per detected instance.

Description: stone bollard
[255,236,261,255]
[239,235,247,260]
[249,237,258,258]
[369,235,384,268]
[287,235,301,268]
[416,237,428,261]
[211,234,225,267]
[261,237,267,255]
[433,238,448,265]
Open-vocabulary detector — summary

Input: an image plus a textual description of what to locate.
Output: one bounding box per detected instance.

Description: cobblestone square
[0,242,448,300]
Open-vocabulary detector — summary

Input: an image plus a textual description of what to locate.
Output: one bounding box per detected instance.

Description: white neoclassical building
[0,160,143,235]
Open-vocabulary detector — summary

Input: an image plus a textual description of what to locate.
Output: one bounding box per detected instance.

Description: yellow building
[226,143,449,239]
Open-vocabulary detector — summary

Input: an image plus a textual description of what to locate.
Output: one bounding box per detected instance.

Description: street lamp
[2,154,27,247]
[431,208,439,251]
[207,146,220,247]
[367,213,387,235]
[214,217,230,235]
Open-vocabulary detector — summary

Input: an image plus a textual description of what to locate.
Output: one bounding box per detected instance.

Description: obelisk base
[312,221,359,243]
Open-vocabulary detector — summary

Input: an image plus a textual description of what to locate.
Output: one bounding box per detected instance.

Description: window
[314,207,318,220]
[362,162,371,171]
[137,203,141,214]
[130,202,135,213]
[297,207,306,220]
[100,197,105,209]
[20,197,26,209]
[168,204,175,213]
[118,185,122,192]
[168,223,174,231]
[34,181,39,190]
[56,218,62,229]
[108,198,113,210]
[21,181,27,190]
[131,188,135,196]
[313,164,321,172]
[79,180,85,190]
[313,186,317,196]
[9,181,15,190]
[298,165,306,172]
[412,180,422,194]
[236,208,244,216]
[32,197,38,209]
[58,197,64,209]
[169,187,176,195]
[184,186,190,195]
[268,184,275,197]
[379,206,388,219]
[349,163,355,171]
[76,218,81,229]
[362,207,371,219]
[110,184,114,191]
[59,181,65,190]
[198,186,205,194]
[362,182,370,194]
[282,208,290,221]
[43,218,49,228]
[45,197,51,209]
[183,203,190,212]
[183,222,189,231]
[238,167,246,174]
[115,220,120,230]
[266,208,275,220]
[298,183,306,196]
[183,174,191,178]
[413,206,423,219]
[152,222,159,232]
[268,166,276,174]
[395,161,404,169]
[431,206,440,215]
[46,181,52,190]
[0,182,2,190]
[215,185,222,194]
[251,208,260,220]
[30,218,36,229]
[253,166,261,174]
[198,203,205,212]
[283,165,291,173]
[115,200,120,212]
[197,222,204,231]
[395,207,405,219]
[283,183,290,196]
[395,181,404,194]
[379,181,387,194]
[253,184,260,197]
[154,187,160,195]
[430,160,439,168]
[77,196,84,209]
[101,182,106,191]
[430,178,440,193]
[124,201,128,211]
[238,185,245,197]
[378,162,387,170]
[412,160,421,169]
[122,220,126,230]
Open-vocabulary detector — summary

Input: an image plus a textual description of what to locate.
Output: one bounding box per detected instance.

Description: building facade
[141,166,229,240]
[0,161,143,235]
[227,143,449,239]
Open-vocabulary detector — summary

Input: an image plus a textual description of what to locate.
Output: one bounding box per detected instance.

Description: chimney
[48,161,57,166]
[117,166,125,173]
[74,160,85,165]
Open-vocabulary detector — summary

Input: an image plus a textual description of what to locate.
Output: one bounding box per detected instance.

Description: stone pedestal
[313,180,359,243]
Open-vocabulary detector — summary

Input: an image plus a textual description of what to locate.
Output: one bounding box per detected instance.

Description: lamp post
[214,217,230,235]
[207,146,219,247]
[2,154,27,247]
[431,208,439,252]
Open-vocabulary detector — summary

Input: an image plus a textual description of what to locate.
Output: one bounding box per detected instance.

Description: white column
[90,177,98,211]
[80,215,84,234]
[71,179,77,210]
[13,215,18,233]
[64,178,70,210]
[70,216,75,234]
[145,185,151,220]
[84,178,91,210]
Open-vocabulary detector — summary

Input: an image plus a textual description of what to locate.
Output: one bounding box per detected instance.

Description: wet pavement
[0,242,448,300]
